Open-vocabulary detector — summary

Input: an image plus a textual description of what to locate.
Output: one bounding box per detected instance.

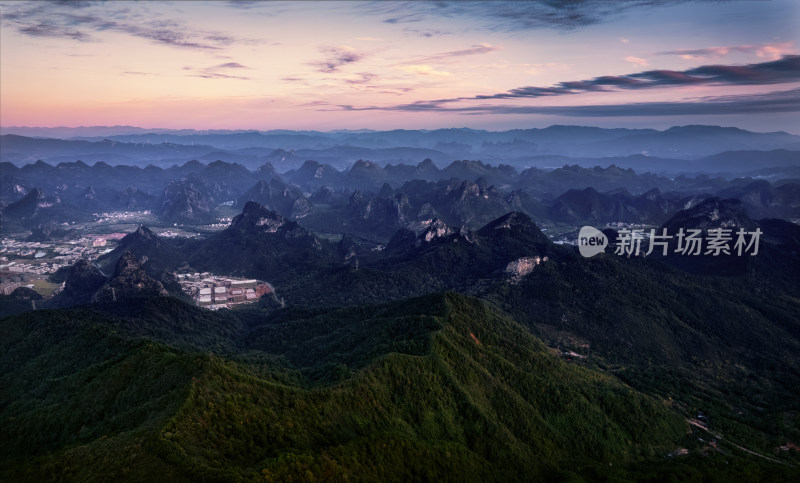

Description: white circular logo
[578,226,608,258]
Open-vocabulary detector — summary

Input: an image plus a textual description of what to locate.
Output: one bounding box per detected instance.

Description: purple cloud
[2,2,258,51]
[335,88,800,117]
[466,55,800,101]
[311,46,366,73]
[406,43,500,65]
[214,62,249,69]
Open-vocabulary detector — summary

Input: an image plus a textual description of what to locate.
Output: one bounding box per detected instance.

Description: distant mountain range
[4,157,799,237]
[2,125,799,172]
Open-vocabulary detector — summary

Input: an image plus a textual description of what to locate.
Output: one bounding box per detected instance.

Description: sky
[1,0,799,132]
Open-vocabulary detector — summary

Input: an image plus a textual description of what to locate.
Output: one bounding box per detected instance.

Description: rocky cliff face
[94,251,169,302]
[231,201,287,232]
[229,201,322,250]
[477,211,550,243]
[159,180,215,224]
[64,259,107,295]
[419,218,459,243]
[236,178,314,219]
[349,191,414,228]
[3,187,48,219]
[662,196,758,232]
[505,256,547,283]
[337,233,361,263]
[49,259,107,307]
[116,186,157,210]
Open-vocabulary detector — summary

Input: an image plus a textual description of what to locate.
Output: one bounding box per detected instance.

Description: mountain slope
[1,293,694,481]
[0,307,201,482]
[188,201,329,279]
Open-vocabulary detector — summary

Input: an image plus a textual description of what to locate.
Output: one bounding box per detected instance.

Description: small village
[92,210,152,224]
[175,272,273,310]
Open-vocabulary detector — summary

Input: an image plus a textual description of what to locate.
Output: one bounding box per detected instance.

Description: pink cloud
[658,42,795,61]
[624,56,649,66]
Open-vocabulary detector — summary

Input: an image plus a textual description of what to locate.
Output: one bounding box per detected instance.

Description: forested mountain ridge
[0,292,715,481]
[2,202,799,480]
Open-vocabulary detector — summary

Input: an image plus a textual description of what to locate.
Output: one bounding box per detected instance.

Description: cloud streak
[225,0,262,9]
[18,23,93,41]
[624,56,649,66]
[464,55,800,101]
[335,89,800,117]
[183,64,250,80]
[1,2,258,51]
[330,55,800,117]
[344,72,378,84]
[399,65,452,77]
[403,28,452,38]
[214,62,249,69]
[310,46,366,73]
[368,1,708,32]
[657,42,795,60]
[190,72,249,80]
[403,43,499,65]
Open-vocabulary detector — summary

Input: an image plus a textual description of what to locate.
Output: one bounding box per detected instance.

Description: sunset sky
[1,0,798,132]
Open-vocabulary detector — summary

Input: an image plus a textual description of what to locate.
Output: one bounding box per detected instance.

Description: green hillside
[0,293,709,482]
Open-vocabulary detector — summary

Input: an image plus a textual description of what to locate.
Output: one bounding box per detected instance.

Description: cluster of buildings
[92,210,152,224]
[0,260,64,275]
[176,272,273,310]
[1,280,23,295]
[0,235,123,275]
[202,218,234,229]
[2,239,51,257]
